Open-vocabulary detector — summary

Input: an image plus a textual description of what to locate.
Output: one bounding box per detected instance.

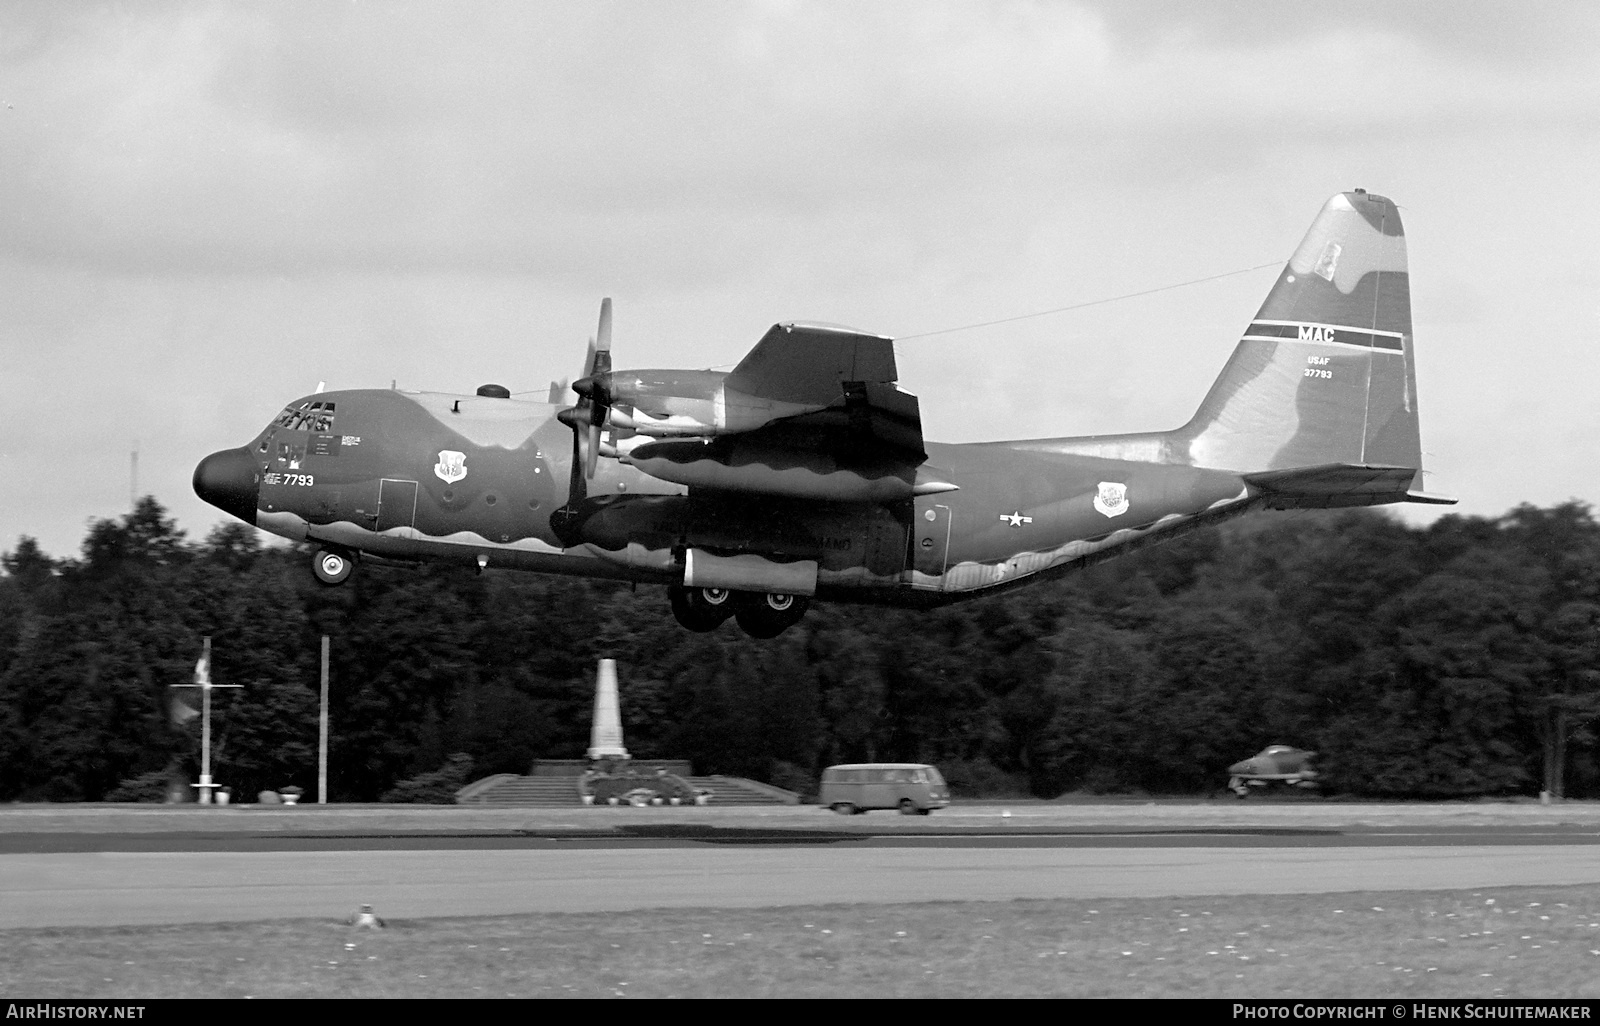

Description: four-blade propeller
[555,298,614,512]
[576,297,614,479]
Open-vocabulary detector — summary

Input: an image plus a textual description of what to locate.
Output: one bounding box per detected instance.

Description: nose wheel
[311,546,357,586]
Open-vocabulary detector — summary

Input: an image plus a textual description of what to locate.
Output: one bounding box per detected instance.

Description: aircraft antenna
[893,259,1285,341]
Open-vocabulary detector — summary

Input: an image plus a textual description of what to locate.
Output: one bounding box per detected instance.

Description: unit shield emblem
[1093,481,1129,518]
[434,450,468,484]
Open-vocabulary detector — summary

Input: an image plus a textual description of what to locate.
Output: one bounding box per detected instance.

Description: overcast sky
[2,0,1596,560]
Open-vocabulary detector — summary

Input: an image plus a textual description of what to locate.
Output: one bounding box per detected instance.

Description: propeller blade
[579,297,615,479]
[547,420,588,546]
[560,415,587,501]
[593,297,612,376]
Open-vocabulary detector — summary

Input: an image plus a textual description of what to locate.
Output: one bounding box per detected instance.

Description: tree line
[1,497,1596,801]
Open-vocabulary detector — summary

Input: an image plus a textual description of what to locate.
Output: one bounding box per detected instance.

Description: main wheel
[669,585,735,632]
[898,798,917,816]
[732,592,810,639]
[311,547,355,586]
[832,803,856,816]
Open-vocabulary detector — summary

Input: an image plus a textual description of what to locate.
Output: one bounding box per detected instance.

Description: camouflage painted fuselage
[239,386,1253,606]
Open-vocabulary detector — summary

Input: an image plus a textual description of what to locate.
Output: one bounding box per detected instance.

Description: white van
[819,763,950,815]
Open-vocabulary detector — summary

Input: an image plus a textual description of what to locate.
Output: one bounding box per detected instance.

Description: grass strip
[5,885,1600,999]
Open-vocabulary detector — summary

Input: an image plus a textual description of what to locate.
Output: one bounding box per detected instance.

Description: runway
[4,844,1600,929]
[5,802,1600,929]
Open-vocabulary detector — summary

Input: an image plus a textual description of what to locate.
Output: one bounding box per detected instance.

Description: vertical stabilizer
[1178,191,1425,490]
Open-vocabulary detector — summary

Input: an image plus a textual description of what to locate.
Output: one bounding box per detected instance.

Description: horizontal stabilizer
[1242,463,1453,509]
[1403,490,1459,506]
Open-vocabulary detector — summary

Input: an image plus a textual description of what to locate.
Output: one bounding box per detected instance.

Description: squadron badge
[1093,481,1129,518]
[434,450,468,484]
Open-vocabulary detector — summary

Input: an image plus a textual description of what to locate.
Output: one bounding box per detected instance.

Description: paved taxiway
[4,802,1599,929]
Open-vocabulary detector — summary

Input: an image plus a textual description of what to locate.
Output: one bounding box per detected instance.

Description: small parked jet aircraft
[195,191,1452,638]
[1228,745,1320,797]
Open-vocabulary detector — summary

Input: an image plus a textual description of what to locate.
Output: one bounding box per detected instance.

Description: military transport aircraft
[1228,745,1320,797]
[194,191,1452,638]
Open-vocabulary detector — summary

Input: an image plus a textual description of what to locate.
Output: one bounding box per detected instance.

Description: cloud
[1083,0,1600,65]
[4,1,1595,281]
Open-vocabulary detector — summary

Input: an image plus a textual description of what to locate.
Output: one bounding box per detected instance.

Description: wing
[609,322,937,501]
[605,322,919,443]
[719,322,924,458]
[725,322,899,406]
[617,323,934,499]
[623,383,934,502]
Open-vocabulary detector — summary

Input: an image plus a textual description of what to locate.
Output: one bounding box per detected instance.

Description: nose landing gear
[311,546,357,586]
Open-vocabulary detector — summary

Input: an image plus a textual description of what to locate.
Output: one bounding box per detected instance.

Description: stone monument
[586,658,629,761]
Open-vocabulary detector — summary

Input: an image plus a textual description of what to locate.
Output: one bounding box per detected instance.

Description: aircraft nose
[193,446,260,526]
[1227,760,1255,775]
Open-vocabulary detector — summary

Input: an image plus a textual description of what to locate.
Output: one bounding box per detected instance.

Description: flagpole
[200,640,212,802]
[171,636,241,805]
[318,635,329,805]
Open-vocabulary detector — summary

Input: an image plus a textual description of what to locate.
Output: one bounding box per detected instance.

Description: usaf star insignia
[1000,511,1033,528]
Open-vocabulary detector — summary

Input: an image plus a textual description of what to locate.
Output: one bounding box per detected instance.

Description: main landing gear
[668,585,810,639]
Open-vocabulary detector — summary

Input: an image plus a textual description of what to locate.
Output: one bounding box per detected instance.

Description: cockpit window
[275,400,336,433]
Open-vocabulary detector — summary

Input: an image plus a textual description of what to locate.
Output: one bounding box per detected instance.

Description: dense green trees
[1,498,1596,801]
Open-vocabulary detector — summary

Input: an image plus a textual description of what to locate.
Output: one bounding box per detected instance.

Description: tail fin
[1178,190,1446,503]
